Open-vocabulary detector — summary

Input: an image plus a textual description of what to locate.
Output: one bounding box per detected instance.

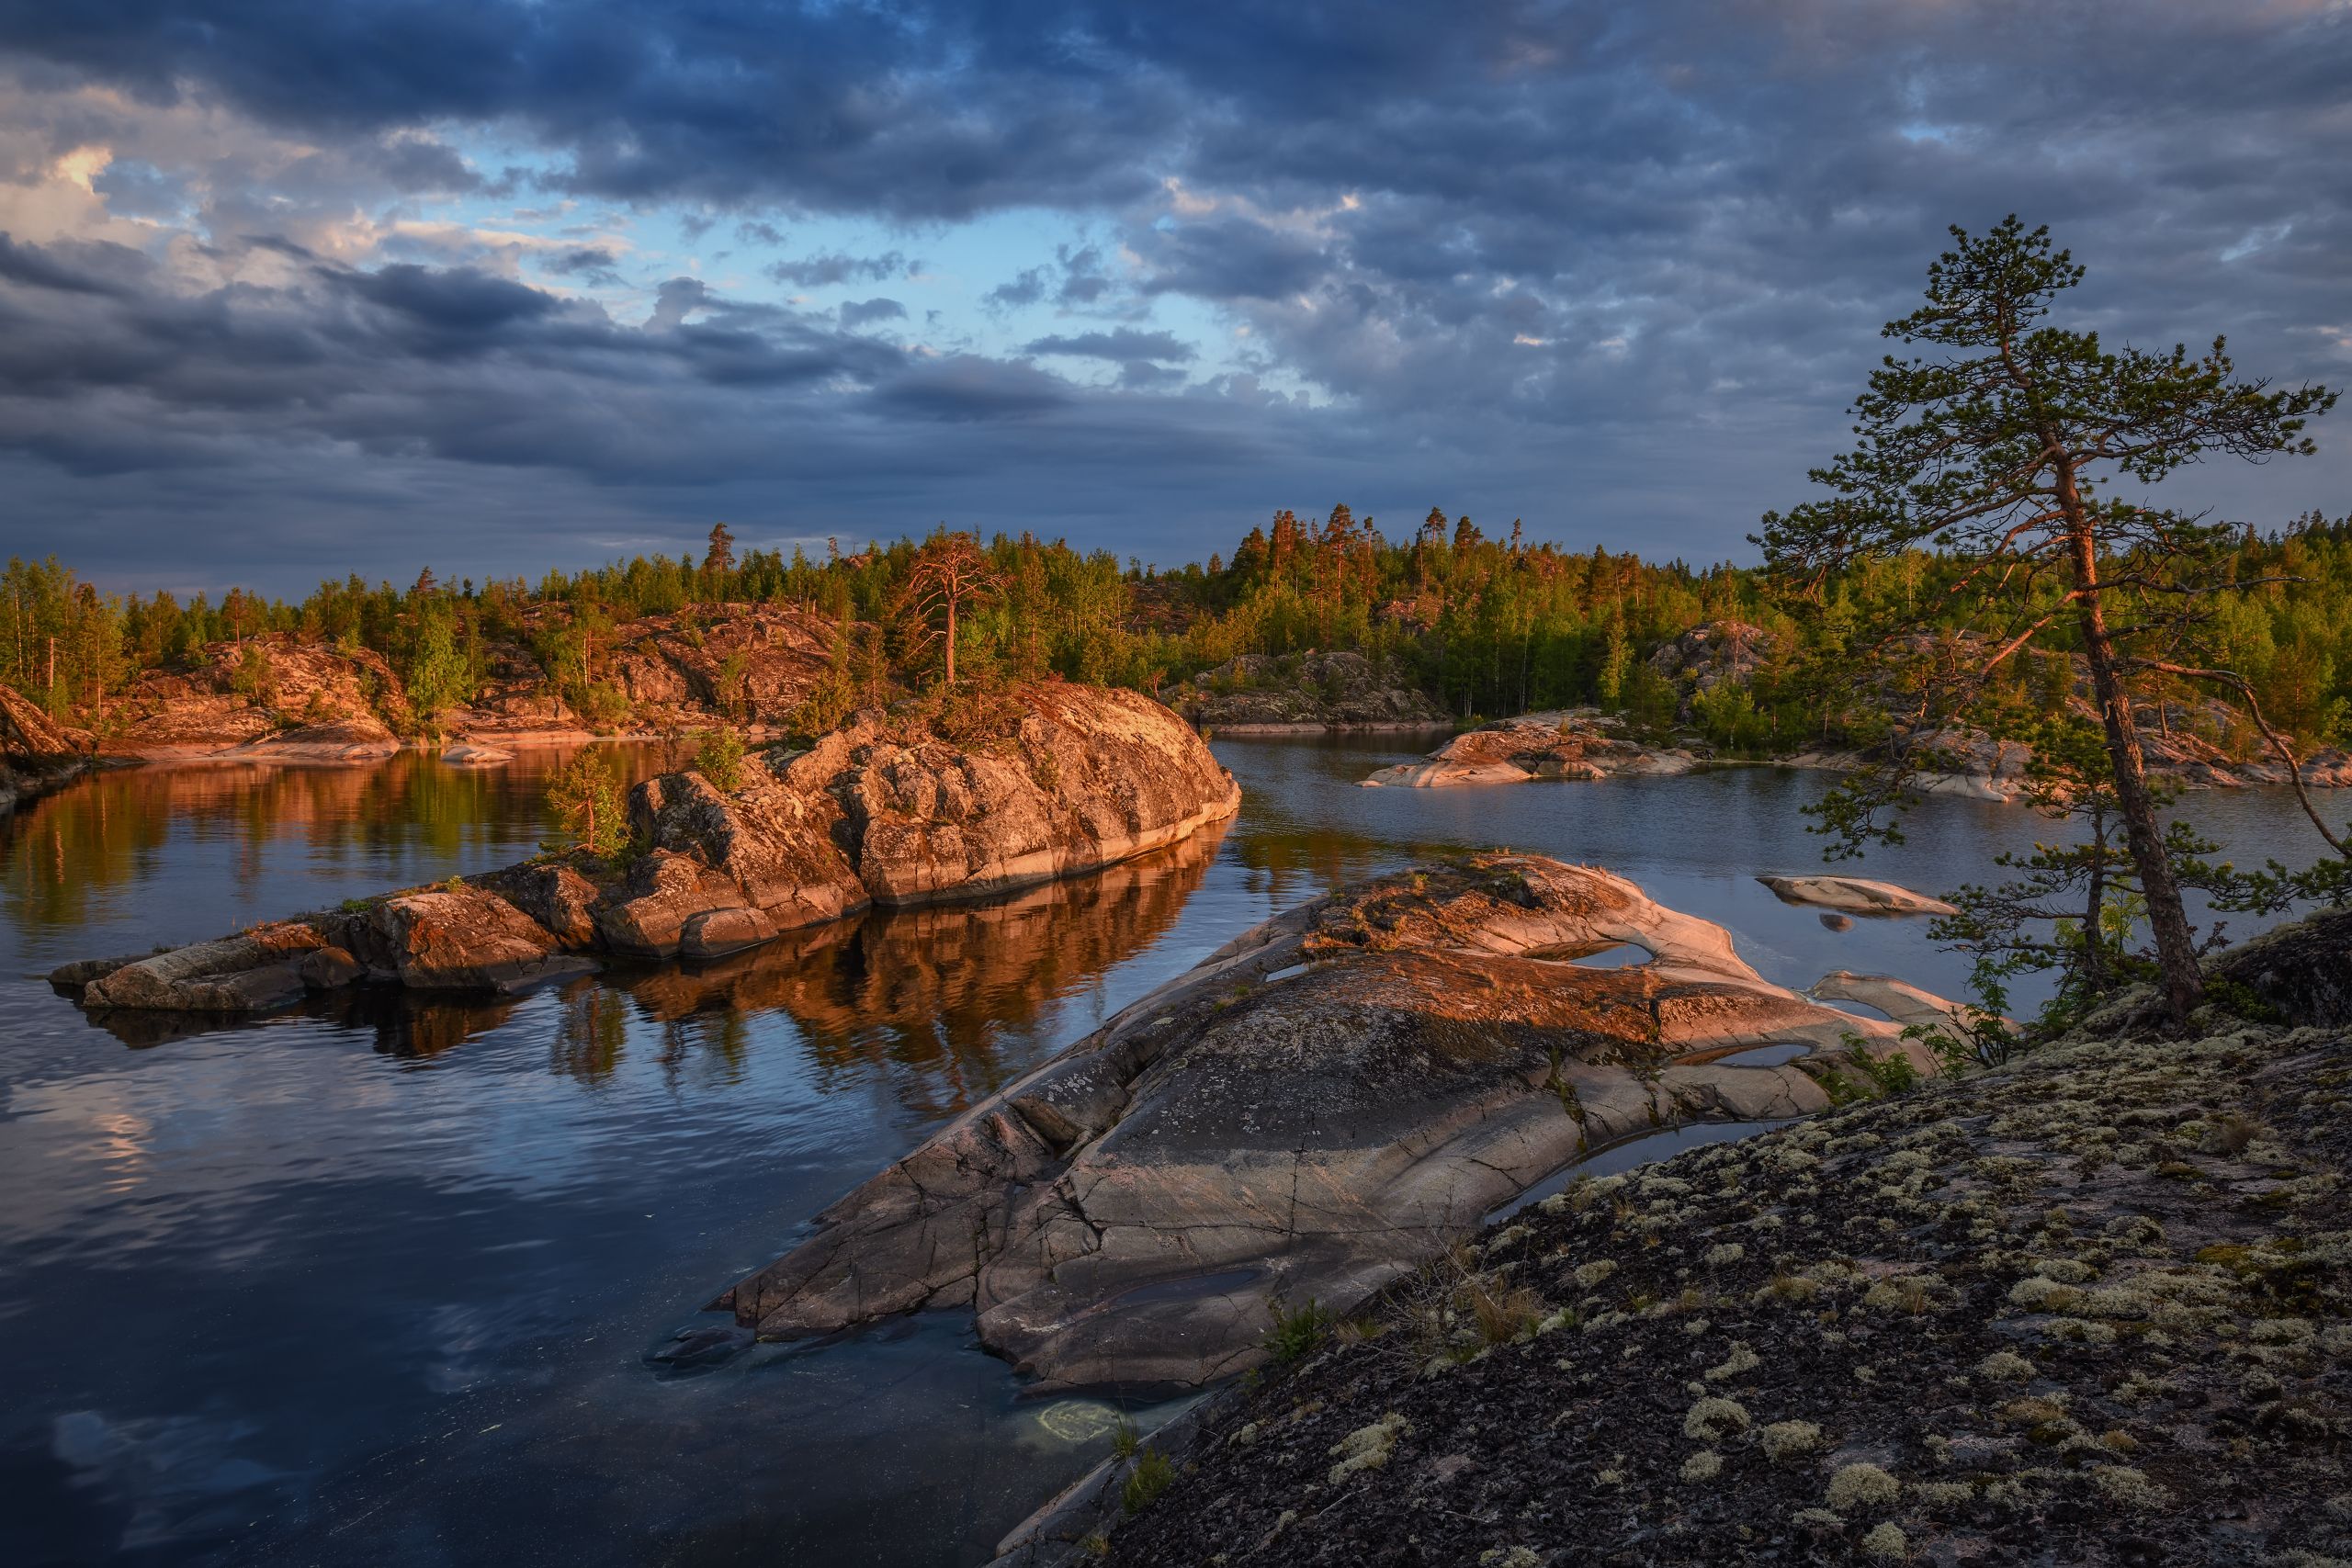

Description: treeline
[6,505,2350,751]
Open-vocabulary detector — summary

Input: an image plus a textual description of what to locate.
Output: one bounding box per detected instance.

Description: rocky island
[720,854,1954,1393]
[49,682,1239,1011]
[1361,711,1702,787]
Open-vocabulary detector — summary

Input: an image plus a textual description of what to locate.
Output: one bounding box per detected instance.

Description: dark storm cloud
[0,0,2346,588]
[1022,330,1193,365]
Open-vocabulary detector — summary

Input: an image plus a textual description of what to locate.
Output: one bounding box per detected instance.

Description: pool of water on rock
[0,734,2335,1565]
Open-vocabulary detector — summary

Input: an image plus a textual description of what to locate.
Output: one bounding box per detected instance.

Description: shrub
[691,728,746,792]
[1262,1296,1335,1364]
[1121,1449,1175,1515]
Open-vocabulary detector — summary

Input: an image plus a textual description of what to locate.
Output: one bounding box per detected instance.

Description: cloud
[987,242,1119,312]
[763,249,910,288]
[1022,329,1194,364]
[841,296,905,327]
[0,1,2345,590]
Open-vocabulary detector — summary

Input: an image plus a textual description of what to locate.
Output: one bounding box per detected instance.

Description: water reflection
[1,747,663,955]
[616,832,1222,1119]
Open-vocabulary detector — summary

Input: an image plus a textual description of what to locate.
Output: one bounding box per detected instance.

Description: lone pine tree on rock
[1756,215,2335,1023]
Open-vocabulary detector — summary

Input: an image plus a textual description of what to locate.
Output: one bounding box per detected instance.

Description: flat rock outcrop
[1362,711,1701,787]
[51,683,1238,1017]
[1758,874,1958,916]
[1069,964,2352,1568]
[719,855,1950,1392]
[1176,651,1449,732]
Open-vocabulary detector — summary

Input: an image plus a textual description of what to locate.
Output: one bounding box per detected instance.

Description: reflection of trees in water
[0,747,667,934]
[552,983,629,1080]
[1225,820,1401,912]
[616,822,1225,1122]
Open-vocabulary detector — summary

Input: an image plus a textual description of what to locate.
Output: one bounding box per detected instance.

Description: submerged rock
[1758,874,1958,916]
[1361,712,1700,787]
[722,854,1950,1392]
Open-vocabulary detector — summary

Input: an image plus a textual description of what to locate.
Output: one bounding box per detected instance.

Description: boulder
[680,906,778,959]
[472,862,602,947]
[621,682,1239,922]
[298,946,365,989]
[338,886,594,992]
[594,850,757,959]
[1758,874,1958,916]
[722,855,1953,1392]
[631,767,863,928]
[441,741,514,766]
[1362,711,1700,788]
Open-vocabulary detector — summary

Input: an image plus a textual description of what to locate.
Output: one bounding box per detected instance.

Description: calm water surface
[0,736,2335,1566]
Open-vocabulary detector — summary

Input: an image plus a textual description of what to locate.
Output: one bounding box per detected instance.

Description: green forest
[5,502,2350,758]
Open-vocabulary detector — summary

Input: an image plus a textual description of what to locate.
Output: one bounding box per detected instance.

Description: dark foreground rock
[1028,961,2352,1568]
[1361,712,1702,787]
[720,854,1951,1393]
[51,682,1238,1012]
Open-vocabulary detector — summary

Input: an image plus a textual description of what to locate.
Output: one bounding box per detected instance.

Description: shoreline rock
[717,854,1954,1393]
[1,682,98,815]
[1361,711,1702,787]
[1758,874,1959,917]
[49,683,1239,1014]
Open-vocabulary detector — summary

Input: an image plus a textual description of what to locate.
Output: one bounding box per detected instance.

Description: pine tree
[1756,217,2335,1021]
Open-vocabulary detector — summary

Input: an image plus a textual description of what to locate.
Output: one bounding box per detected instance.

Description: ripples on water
[0,736,2335,1565]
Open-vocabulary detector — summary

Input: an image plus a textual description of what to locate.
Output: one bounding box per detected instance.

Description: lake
[0,735,2335,1565]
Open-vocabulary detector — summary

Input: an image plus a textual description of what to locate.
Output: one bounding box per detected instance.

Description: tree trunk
[944,595,957,686]
[2058,465,2201,1021]
[2082,818,2107,995]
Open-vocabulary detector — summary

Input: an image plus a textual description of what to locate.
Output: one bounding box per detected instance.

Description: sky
[0,1,2346,597]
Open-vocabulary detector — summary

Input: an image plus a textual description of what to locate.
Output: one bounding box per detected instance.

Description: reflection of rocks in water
[311,986,526,1060]
[617,824,1224,1121]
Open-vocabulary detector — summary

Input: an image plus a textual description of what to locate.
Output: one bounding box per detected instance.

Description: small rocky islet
[47,682,1240,1011]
